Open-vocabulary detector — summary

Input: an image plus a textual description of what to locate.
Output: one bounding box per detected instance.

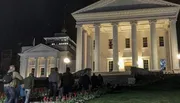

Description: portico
[72,0,180,73]
[19,31,76,78]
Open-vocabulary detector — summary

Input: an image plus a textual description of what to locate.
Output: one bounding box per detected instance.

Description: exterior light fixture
[64,57,70,64]
[177,54,180,60]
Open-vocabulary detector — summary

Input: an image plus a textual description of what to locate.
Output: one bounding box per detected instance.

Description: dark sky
[0,0,180,53]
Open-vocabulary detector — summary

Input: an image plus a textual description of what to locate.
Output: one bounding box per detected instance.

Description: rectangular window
[93,40,95,50]
[125,38,130,48]
[159,37,164,47]
[143,37,148,47]
[41,68,45,76]
[109,39,113,49]
[93,61,95,71]
[109,61,113,72]
[143,60,149,70]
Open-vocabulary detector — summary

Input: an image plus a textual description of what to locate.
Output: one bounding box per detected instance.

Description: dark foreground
[88,74,180,103]
[88,90,180,103]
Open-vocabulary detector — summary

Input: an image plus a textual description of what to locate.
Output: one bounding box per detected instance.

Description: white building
[72,0,180,73]
[19,29,76,78]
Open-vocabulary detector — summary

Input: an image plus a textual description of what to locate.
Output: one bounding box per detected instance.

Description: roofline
[23,43,59,53]
[72,0,180,16]
[72,0,114,15]
[73,7,179,23]
[44,36,69,40]
[44,37,76,46]
[160,0,180,7]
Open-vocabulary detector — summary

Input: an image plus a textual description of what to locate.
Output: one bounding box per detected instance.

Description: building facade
[19,30,76,78]
[72,0,180,73]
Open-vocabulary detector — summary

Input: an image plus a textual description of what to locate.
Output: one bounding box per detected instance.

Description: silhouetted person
[98,74,104,87]
[58,73,63,99]
[82,74,91,91]
[78,74,83,90]
[91,73,98,89]
[62,67,74,97]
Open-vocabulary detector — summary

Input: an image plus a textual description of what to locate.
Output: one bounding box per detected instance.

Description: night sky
[0,0,180,53]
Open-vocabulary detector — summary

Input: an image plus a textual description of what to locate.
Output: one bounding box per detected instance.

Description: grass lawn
[88,90,180,103]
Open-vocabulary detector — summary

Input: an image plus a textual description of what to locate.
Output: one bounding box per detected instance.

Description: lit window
[125,38,130,48]
[64,39,67,41]
[93,40,95,50]
[109,61,113,72]
[159,37,164,47]
[143,37,148,47]
[51,43,55,45]
[143,60,148,70]
[41,68,45,76]
[109,39,113,49]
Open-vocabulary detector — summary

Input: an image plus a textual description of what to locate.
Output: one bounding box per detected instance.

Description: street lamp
[64,57,70,67]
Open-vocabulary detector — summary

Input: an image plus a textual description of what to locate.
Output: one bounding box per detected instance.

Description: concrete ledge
[173,69,180,74]
[93,71,131,76]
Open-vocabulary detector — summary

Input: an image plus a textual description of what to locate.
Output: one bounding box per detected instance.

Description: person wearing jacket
[48,67,60,101]
[62,67,74,97]
[4,65,23,103]
[24,73,34,103]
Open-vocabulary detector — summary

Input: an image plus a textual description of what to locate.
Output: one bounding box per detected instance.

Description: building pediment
[23,44,59,53]
[72,0,180,23]
[73,0,179,14]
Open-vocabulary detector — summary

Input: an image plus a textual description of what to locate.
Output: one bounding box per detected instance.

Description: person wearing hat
[23,73,34,103]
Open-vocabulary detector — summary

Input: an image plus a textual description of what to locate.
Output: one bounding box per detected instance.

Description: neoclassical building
[19,30,76,78]
[72,0,180,73]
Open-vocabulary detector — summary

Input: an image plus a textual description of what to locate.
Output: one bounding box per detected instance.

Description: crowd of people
[2,65,104,103]
[3,65,34,103]
[48,67,104,101]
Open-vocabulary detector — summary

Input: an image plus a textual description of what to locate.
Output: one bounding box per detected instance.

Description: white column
[21,57,28,78]
[165,31,171,72]
[35,57,38,77]
[131,21,138,67]
[169,18,179,70]
[112,22,119,71]
[44,57,48,77]
[82,30,88,69]
[149,20,158,70]
[76,25,83,71]
[54,57,57,67]
[94,24,100,72]
[25,58,28,77]
[87,35,92,68]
